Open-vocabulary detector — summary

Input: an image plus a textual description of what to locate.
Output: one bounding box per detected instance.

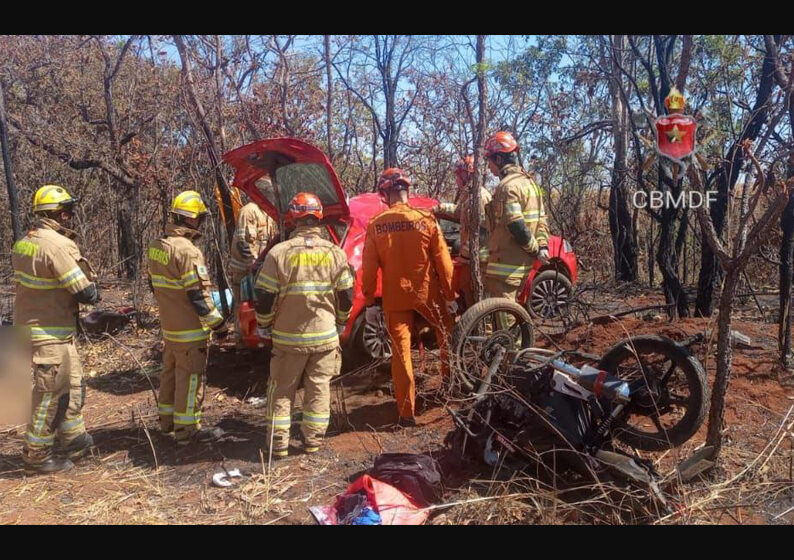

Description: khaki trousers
[230,270,246,341]
[486,275,525,331]
[265,346,341,452]
[158,342,208,442]
[23,342,87,465]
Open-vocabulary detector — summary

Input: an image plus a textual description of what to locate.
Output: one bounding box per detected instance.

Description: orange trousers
[385,302,454,419]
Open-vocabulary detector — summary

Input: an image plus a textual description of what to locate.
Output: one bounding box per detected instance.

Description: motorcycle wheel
[450,298,535,395]
[597,335,709,451]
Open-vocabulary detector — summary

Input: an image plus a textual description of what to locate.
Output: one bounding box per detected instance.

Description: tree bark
[607,35,638,282]
[325,35,334,160]
[468,35,487,304]
[0,78,21,241]
[779,156,794,365]
[696,39,779,316]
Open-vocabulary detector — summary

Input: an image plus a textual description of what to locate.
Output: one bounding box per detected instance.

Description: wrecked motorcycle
[446,298,709,487]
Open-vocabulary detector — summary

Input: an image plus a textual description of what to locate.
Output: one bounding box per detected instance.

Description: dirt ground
[1,281,794,525]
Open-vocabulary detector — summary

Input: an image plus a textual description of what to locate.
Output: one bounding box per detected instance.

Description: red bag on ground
[337,474,428,525]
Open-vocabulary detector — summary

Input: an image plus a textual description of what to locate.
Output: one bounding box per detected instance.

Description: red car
[223,138,577,363]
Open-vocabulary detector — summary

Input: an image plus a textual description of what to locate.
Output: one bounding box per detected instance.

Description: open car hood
[222,138,349,223]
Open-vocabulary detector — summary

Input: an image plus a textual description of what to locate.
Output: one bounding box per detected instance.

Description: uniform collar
[37,217,77,240]
[389,201,411,210]
[166,223,201,240]
[499,164,524,179]
[294,225,323,238]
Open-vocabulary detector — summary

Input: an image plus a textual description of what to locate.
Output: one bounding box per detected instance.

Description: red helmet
[484,131,519,158]
[377,167,411,195]
[455,155,475,174]
[287,192,323,223]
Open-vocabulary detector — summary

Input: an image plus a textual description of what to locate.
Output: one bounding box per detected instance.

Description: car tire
[527,269,572,320]
[354,305,392,363]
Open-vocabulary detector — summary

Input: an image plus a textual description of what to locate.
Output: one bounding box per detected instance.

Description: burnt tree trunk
[696,39,778,316]
[656,169,689,317]
[705,268,740,458]
[116,183,140,279]
[608,35,638,282]
[0,78,21,241]
[779,159,794,365]
[468,34,487,304]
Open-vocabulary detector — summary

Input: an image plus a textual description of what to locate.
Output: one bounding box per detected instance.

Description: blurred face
[58,206,75,229]
[185,215,205,230]
[487,157,500,176]
[454,169,469,189]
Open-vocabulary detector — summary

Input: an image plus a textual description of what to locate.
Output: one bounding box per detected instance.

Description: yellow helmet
[170,190,209,219]
[32,185,78,213]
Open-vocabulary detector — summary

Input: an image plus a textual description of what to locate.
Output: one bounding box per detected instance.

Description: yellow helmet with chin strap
[171,190,209,219]
[33,185,78,213]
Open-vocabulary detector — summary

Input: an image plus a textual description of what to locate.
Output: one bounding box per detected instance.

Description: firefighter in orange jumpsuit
[435,156,492,310]
[362,168,456,427]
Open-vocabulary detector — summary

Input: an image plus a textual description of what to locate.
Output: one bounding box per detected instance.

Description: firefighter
[229,190,277,344]
[483,131,550,329]
[147,190,227,445]
[362,168,456,427]
[435,155,492,309]
[254,193,353,458]
[13,185,100,474]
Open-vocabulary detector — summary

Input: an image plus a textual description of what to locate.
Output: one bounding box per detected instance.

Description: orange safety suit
[362,202,456,420]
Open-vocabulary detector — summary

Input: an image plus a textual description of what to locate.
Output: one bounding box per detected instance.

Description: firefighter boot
[62,432,94,461]
[25,457,74,475]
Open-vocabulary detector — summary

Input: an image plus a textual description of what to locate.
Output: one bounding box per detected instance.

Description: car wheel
[528,270,573,320]
[355,305,392,361]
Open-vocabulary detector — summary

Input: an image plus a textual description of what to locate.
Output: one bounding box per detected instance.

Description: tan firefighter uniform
[229,202,277,333]
[147,224,224,443]
[485,165,550,327]
[439,186,492,308]
[254,226,353,455]
[12,217,97,466]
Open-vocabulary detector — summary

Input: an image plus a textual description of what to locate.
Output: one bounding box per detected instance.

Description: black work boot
[396,416,417,428]
[62,433,94,461]
[178,426,225,446]
[25,457,74,475]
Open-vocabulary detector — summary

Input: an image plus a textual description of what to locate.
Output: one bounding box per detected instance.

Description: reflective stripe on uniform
[256,273,279,293]
[150,270,200,290]
[486,262,532,279]
[301,411,330,427]
[271,328,337,347]
[25,431,55,447]
[336,310,351,323]
[173,413,201,425]
[283,281,334,295]
[13,270,61,290]
[33,392,54,435]
[163,328,210,343]
[523,210,541,224]
[266,415,291,427]
[60,415,85,435]
[58,266,88,289]
[256,311,275,326]
[182,270,200,288]
[505,202,523,222]
[30,326,76,342]
[158,403,174,415]
[336,269,354,290]
[200,308,224,329]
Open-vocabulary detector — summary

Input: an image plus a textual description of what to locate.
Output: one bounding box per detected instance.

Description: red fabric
[338,474,428,525]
